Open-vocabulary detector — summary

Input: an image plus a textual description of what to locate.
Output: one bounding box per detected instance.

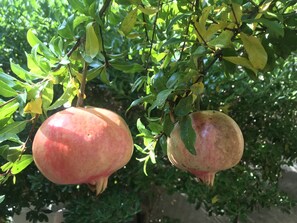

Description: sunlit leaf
[240,32,268,70]
[137,5,158,15]
[24,97,43,114]
[120,8,138,36]
[10,61,32,82]
[0,121,28,138]
[85,22,100,58]
[223,56,257,74]
[27,29,42,48]
[46,82,77,111]
[68,0,86,14]
[230,3,242,25]
[58,15,75,39]
[0,100,19,128]
[42,82,54,111]
[110,62,144,73]
[0,80,18,98]
[11,155,33,174]
[208,30,233,48]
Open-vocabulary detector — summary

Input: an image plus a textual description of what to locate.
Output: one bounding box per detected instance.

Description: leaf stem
[0,97,17,108]
[230,3,240,29]
[52,38,82,72]
[76,61,88,107]
[146,0,163,70]
[191,21,215,52]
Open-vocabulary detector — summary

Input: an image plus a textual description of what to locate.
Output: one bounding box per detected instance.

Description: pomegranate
[167,110,244,186]
[32,107,133,195]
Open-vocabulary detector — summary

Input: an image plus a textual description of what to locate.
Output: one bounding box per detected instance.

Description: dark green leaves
[174,95,193,116]
[179,115,196,155]
[148,89,173,115]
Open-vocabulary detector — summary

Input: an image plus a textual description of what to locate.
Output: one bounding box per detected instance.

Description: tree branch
[99,0,113,17]
[76,61,88,107]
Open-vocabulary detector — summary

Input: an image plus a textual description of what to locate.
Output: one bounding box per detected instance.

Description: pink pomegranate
[32,107,133,195]
[167,110,244,186]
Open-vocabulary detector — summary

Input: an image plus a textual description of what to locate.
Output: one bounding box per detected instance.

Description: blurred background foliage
[0,0,296,222]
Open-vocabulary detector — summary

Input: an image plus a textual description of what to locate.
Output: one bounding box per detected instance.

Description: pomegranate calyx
[88,176,109,195]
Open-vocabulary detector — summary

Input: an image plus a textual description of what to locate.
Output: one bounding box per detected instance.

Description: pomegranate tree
[167,110,244,186]
[32,107,133,195]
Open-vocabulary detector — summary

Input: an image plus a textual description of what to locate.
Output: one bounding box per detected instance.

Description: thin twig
[99,25,109,67]
[52,38,82,72]
[76,61,88,107]
[146,0,163,70]
[191,21,215,52]
[0,97,17,108]
[141,4,150,42]
[230,3,240,28]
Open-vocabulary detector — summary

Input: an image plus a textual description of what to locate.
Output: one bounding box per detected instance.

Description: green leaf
[120,8,138,35]
[58,15,75,39]
[0,100,19,128]
[68,0,86,14]
[0,195,5,204]
[27,29,42,48]
[137,5,158,15]
[85,22,100,58]
[0,79,18,97]
[166,13,192,34]
[257,18,284,38]
[42,82,54,111]
[148,89,173,114]
[1,162,13,172]
[163,114,174,136]
[0,121,28,139]
[240,32,268,70]
[46,82,77,110]
[223,56,257,74]
[10,61,32,82]
[208,30,233,48]
[99,67,110,85]
[127,95,154,112]
[131,76,146,92]
[6,147,22,163]
[179,116,196,155]
[0,145,9,159]
[11,155,33,174]
[136,119,152,137]
[162,38,188,48]
[110,62,144,74]
[87,64,104,81]
[49,36,63,58]
[174,95,193,116]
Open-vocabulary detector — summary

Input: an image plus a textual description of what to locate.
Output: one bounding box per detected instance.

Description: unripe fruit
[167,110,244,186]
[32,107,133,195]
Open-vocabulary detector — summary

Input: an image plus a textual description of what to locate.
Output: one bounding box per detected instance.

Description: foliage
[0,0,296,222]
[0,0,71,71]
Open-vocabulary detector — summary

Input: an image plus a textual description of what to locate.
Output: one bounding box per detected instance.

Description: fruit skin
[167,110,244,186]
[32,107,133,194]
